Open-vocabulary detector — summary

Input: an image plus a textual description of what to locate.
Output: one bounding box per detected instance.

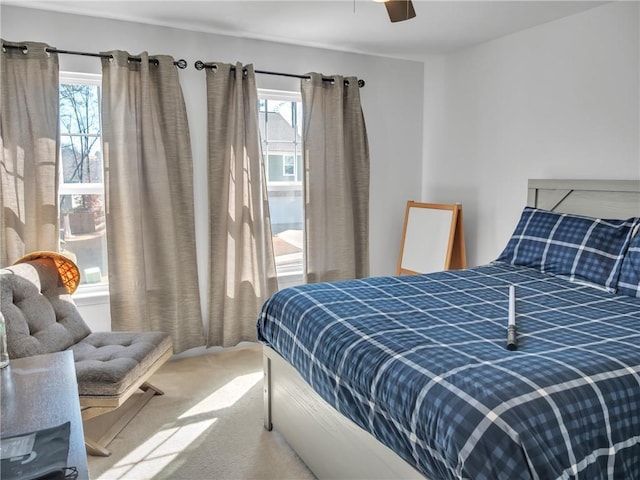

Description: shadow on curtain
[0,40,59,266]
[206,62,278,348]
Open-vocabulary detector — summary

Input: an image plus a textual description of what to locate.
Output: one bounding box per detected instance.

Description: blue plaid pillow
[616,228,640,297]
[496,207,639,291]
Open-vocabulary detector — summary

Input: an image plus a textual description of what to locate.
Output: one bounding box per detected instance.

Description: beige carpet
[85,345,315,480]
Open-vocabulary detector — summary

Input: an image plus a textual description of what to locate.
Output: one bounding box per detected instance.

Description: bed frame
[263,179,640,480]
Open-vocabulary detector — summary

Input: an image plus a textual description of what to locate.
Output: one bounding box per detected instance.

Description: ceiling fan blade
[385,0,416,23]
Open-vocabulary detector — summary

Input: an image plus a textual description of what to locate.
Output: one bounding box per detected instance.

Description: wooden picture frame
[396,201,466,275]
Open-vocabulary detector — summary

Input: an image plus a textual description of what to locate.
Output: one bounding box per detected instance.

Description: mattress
[257,263,640,479]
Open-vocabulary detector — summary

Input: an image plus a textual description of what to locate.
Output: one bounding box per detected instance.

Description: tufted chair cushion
[1,259,91,358]
[70,331,172,396]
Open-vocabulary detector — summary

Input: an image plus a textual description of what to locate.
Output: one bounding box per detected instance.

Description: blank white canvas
[401,206,454,273]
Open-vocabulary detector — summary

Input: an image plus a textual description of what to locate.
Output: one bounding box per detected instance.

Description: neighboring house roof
[258,111,301,153]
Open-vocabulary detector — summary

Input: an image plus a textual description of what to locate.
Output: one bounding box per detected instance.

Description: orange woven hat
[13,251,81,294]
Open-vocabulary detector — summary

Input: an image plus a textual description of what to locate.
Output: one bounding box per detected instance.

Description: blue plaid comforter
[257,263,640,480]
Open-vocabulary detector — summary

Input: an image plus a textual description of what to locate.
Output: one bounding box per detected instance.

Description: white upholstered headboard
[527,179,640,219]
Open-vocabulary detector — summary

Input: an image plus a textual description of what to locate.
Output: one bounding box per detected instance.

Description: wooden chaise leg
[140,381,164,396]
[85,437,112,457]
[82,382,165,457]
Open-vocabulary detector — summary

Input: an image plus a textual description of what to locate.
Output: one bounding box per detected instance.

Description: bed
[257,179,640,479]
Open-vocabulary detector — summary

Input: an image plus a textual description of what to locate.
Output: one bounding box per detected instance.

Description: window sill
[73,286,110,307]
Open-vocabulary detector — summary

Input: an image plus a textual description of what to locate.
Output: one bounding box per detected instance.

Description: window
[58,72,108,291]
[258,90,304,288]
[283,156,296,177]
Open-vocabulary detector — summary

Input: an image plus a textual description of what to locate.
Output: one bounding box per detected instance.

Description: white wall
[423,1,640,267]
[1,5,424,332]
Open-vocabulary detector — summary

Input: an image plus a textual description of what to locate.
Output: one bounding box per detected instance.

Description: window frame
[258,89,305,288]
[58,71,108,298]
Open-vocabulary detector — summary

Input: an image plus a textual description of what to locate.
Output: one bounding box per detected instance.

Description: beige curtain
[101,51,204,353]
[301,73,370,282]
[206,63,277,347]
[0,41,59,266]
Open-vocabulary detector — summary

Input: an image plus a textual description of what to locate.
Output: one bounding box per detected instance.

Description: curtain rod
[194,60,365,88]
[2,44,188,69]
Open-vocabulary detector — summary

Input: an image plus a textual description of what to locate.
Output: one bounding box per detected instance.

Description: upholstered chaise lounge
[0,254,173,456]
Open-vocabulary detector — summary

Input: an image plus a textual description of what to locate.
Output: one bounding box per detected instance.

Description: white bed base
[263,346,423,479]
[263,179,640,480]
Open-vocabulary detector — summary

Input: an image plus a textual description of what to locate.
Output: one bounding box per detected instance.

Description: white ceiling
[6,1,607,59]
